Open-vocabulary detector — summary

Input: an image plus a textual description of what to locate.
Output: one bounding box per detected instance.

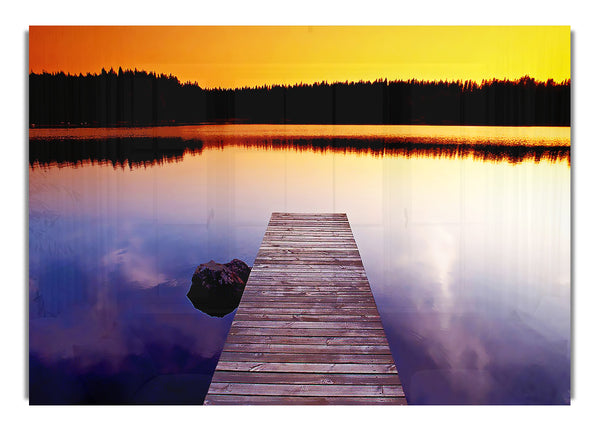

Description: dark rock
[186,259,251,317]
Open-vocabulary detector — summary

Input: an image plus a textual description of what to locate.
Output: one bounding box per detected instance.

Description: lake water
[28,124,571,404]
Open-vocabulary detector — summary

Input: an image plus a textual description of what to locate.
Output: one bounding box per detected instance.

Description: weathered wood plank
[248,275,369,281]
[205,212,404,405]
[232,314,382,322]
[243,287,371,293]
[239,299,375,305]
[241,287,372,293]
[246,280,371,286]
[222,343,392,354]
[235,306,380,314]
[255,253,360,257]
[238,299,376,305]
[227,327,387,338]
[255,253,361,258]
[263,235,355,240]
[210,371,401,385]
[259,243,357,249]
[217,351,394,364]
[261,238,357,243]
[239,289,372,295]
[261,230,356,235]
[262,226,353,230]
[252,263,365,270]
[238,289,373,296]
[272,212,349,217]
[230,320,384,329]
[264,236,354,243]
[214,361,398,374]
[259,236,355,241]
[239,294,376,301]
[238,294,376,301]
[245,279,371,285]
[204,394,406,405]
[236,305,379,314]
[267,221,350,224]
[253,259,364,266]
[224,335,390,345]
[207,383,404,397]
[251,267,367,273]
[232,313,383,322]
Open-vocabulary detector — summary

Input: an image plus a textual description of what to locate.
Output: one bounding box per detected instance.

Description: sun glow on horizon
[29,26,570,89]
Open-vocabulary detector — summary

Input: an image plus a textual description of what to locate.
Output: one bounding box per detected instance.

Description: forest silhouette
[29,69,570,127]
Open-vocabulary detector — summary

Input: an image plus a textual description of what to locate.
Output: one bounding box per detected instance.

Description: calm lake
[28,124,571,404]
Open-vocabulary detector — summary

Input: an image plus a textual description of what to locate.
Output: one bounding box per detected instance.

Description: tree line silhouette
[30,69,570,127]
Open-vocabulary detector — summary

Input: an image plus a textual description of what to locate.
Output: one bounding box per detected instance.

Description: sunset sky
[29,26,570,89]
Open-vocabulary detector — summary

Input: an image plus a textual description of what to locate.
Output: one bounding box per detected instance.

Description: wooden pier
[204,212,406,405]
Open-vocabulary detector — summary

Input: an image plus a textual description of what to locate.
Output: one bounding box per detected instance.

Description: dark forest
[29,69,570,127]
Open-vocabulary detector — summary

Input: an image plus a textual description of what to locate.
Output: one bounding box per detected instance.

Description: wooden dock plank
[232,314,383,322]
[207,383,405,397]
[204,212,405,405]
[204,395,407,405]
[217,351,395,364]
[221,343,393,354]
[214,362,398,374]
[227,327,387,338]
[230,321,384,329]
[210,371,402,385]
[224,335,390,345]
[236,306,379,314]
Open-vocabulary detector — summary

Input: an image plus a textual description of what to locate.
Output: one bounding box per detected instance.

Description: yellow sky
[29,26,570,88]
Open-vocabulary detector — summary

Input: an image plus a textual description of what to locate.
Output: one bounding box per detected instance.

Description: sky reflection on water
[28,125,570,404]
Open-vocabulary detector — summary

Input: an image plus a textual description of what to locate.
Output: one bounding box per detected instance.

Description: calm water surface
[29,125,570,404]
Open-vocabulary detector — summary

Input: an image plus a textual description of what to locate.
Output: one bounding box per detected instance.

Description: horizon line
[28,68,571,91]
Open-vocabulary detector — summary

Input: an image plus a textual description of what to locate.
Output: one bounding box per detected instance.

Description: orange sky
[29,26,570,89]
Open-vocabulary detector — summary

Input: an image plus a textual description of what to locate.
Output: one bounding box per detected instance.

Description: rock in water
[186,259,251,317]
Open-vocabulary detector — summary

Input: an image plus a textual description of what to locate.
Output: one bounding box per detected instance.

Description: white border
[4,1,599,430]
